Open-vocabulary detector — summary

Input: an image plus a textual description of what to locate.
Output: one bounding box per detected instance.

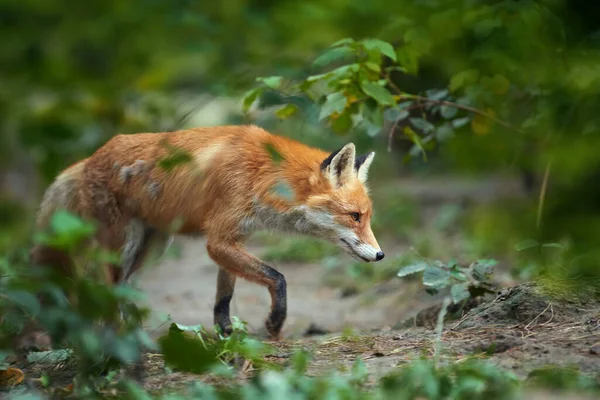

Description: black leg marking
[263,265,287,337]
[214,294,233,335]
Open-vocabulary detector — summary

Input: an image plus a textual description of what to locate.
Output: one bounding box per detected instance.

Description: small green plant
[159,316,278,375]
[397,256,497,304]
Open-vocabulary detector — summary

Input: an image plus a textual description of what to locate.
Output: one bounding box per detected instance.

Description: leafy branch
[243,37,522,162]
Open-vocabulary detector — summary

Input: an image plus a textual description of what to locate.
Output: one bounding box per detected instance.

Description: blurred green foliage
[2,0,600,397]
[0,211,155,393]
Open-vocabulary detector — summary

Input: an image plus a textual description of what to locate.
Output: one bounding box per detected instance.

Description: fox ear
[354,152,375,183]
[321,143,356,187]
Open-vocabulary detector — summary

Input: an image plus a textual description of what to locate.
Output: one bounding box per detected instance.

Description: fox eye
[350,212,361,222]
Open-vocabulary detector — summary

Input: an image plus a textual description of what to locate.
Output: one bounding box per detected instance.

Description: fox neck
[245,200,330,238]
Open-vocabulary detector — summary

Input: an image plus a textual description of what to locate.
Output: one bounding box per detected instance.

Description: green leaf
[305,72,332,83]
[331,38,355,47]
[5,290,41,316]
[80,329,102,360]
[135,328,159,352]
[450,270,468,281]
[426,88,449,101]
[385,66,407,73]
[363,121,382,137]
[452,116,471,128]
[451,283,470,304]
[409,117,435,133]
[256,76,283,90]
[291,350,311,374]
[473,259,497,281]
[157,141,194,172]
[361,39,397,61]
[329,63,360,79]
[242,87,264,113]
[319,92,347,120]
[473,17,502,38]
[113,285,147,302]
[440,105,458,119]
[174,323,203,334]
[331,109,353,134]
[515,239,539,251]
[158,323,217,374]
[384,107,410,122]
[435,124,455,141]
[350,358,369,383]
[360,82,395,106]
[275,104,298,119]
[449,70,480,92]
[263,143,285,164]
[542,242,566,249]
[27,350,72,364]
[361,101,384,128]
[403,126,427,161]
[120,380,153,400]
[397,262,428,277]
[110,335,141,363]
[423,266,450,289]
[364,62,381,74]
[50,210,95,238]
[396,47,420,75]
[313,47,355,69]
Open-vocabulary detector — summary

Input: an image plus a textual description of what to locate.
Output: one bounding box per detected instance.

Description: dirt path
[136,238,408,338]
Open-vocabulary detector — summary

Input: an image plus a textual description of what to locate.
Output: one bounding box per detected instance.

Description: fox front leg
[207,240,287,340]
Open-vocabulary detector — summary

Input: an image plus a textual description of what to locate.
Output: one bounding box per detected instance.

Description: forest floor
[14,175,600,398]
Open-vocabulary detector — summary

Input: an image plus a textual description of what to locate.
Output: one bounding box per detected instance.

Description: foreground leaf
[451,283,471,304]
[361,38,397,61]
[158,323,217,374]
[313,47,355,69]
[319,92,347,120]
[397,262,428,277]
[360,82,395,106]
[423,266,451,289]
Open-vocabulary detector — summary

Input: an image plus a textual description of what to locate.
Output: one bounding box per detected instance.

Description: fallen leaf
[0,368,24,387]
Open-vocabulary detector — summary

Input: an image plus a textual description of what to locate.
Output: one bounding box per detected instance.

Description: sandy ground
[136,237,406,338]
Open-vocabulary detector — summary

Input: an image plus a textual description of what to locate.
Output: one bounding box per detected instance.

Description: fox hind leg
[116,221,157,322]
[214,268,237,335]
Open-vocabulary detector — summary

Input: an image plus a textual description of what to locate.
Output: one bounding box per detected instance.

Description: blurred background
[2,0,600,335]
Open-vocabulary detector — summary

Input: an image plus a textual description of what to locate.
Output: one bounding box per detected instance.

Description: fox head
[302,143,384,262]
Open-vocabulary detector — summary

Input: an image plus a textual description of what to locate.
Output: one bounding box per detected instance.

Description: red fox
[31,125,384,339]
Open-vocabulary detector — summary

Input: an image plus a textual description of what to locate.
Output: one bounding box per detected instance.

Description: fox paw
[216,321,233,337]
[265,320,283,341]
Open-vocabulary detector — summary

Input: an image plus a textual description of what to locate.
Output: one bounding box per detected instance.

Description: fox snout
[339,237,384,263]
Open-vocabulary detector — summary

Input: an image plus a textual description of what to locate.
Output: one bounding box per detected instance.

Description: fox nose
[375,251,385,261]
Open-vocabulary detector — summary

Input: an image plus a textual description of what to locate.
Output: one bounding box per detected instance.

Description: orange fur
[31,125,383,339]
